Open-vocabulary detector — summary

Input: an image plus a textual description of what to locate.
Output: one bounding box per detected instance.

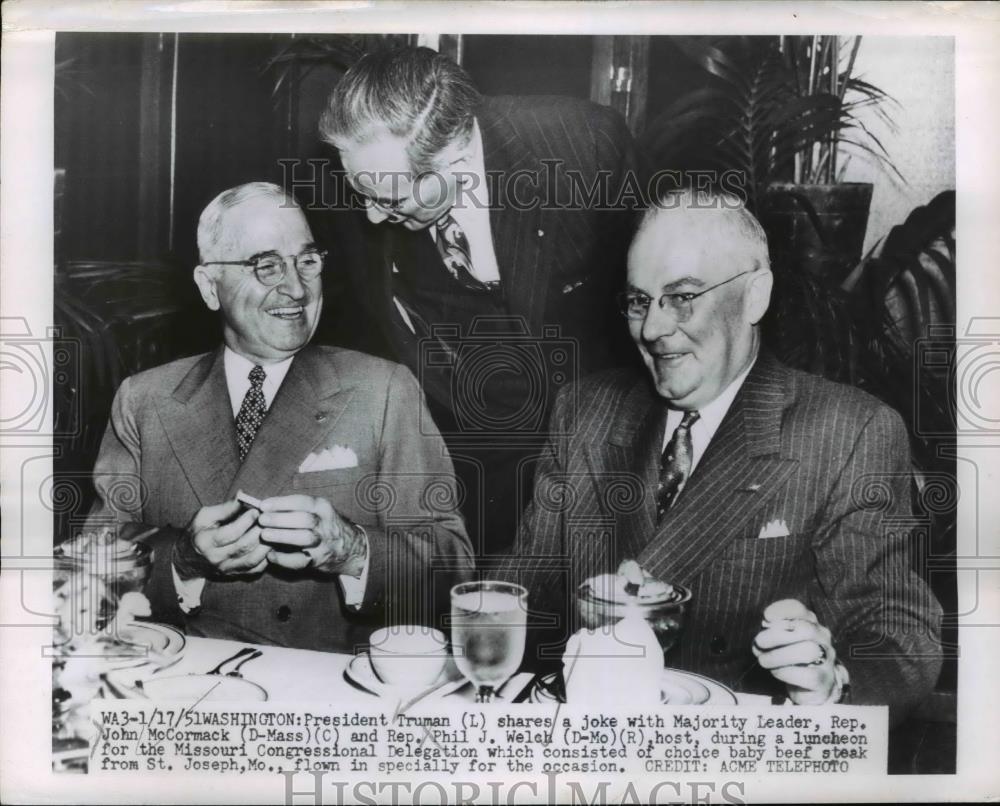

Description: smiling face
[193,197,322,364]
[626,206,772,410]
[338,134,465,231]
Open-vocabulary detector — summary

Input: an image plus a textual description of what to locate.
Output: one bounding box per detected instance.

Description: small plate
[84,621,186,671]
[136,674,268,702]
[344,653,461,699]
[531,668,737,705]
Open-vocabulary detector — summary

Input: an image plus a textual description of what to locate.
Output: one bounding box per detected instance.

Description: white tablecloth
[132,634,772,706]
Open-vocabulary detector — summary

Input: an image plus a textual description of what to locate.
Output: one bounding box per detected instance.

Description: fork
[226,650,262,678]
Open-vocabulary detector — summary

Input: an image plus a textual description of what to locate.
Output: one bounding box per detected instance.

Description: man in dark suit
[86,182,473,652]
[511,187,942,722]
[317,46,640,556]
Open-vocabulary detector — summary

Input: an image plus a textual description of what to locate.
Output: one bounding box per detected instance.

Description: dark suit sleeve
[358,364,475,622]
[495,384,603,664]
[809,405,942,722]
[586,103,644,372]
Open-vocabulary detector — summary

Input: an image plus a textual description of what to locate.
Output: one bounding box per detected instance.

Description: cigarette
[237,491,263,510]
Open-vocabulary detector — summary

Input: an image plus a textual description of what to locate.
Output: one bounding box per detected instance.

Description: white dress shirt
[661,355,757,494]
[393,120,501,332]
[173,347,368,612]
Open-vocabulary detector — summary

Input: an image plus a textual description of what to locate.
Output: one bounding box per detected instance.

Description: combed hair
[197,182,299,263]
[641,186,771,271]
[319,46,482,173]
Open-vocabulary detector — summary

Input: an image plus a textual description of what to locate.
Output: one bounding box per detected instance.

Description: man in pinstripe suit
[514,188,942,722]
[319,46,639,556]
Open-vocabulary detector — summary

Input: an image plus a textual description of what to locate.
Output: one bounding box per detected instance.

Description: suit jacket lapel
[586,376,666,564]
[155,348,240,509]
[479,100,554,333]
[227,345,353,499]
[637,353,799,588]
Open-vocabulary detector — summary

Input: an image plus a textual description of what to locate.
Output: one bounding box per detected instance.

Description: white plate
[531,668,738,705]
[136,674,268,702]
[344,653,462,699]
[99,621,186,670]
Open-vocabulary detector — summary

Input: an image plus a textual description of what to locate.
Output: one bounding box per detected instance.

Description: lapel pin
[537,229,545,237]
[745,483,762,492]
[315,412,328,422]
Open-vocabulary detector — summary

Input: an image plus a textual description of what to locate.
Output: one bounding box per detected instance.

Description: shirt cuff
[171,564,206,614]
[338,525,370,609]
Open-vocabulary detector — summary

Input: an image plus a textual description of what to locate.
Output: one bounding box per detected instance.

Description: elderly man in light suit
[512,187,942,724]
[86,182,473,652]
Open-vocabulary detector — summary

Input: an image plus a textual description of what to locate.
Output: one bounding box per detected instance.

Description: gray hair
[641,186,771,272]
[319,47,481,173]
[197,182,299,263]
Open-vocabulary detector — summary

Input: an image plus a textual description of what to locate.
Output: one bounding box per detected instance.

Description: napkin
[564,612,663,707]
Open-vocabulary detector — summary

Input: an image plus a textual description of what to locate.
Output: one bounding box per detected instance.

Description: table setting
[51,539,766,771]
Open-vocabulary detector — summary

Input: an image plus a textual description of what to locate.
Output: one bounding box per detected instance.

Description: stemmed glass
[450,581,528,703]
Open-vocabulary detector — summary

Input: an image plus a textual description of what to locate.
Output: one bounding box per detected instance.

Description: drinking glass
[450,581,528,703]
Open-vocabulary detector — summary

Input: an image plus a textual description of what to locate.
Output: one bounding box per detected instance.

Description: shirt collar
[434,120,488,232]
[664,350,758,450]
[223,346,295,414]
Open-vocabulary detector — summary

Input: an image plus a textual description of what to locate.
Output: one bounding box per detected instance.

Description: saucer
[133,673,267,702]
[344,653,461,698]
[530,668,737,705]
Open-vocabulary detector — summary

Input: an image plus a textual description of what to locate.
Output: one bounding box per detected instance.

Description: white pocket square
[299,445,358,473]
[757,518,791,539]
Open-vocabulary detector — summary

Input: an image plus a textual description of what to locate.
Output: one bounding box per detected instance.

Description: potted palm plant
[642,35,902,284]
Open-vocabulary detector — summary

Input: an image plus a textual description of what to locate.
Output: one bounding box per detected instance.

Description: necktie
[235,365,267,461]
[656,410,700,521]
[435,212,496,292]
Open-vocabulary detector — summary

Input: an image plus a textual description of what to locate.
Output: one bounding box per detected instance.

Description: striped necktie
[656,410,700,521]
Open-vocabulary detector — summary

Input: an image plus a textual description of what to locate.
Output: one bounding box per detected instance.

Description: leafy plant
[642,35,902,213]
[262,34,414,103]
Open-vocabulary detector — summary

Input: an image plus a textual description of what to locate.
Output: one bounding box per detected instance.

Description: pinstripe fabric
[363,95,639,399]
[352,95,639,555]
[506,352,943,721]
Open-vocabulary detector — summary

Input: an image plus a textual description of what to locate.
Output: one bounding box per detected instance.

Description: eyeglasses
[202,249,327,287]
[617,270,753,323]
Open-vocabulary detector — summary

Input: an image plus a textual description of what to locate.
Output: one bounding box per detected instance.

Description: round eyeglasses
[202,249,327,287]
[617,270,753,323]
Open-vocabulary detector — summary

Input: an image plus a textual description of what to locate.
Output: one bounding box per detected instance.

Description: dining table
[102,629,775,706]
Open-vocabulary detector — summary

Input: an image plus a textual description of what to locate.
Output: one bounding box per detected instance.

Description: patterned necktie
[656,410,700,521]
[435,212,496,292]
[235,365,267,461]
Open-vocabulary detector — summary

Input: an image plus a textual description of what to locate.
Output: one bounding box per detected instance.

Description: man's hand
[256,494,367,576]
[752,599,838,705]
[173,499,269,579]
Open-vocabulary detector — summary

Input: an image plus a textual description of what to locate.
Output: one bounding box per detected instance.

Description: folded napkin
[564,614,663,707]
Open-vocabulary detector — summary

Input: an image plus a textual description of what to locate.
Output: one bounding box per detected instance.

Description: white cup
[368,625,448,689]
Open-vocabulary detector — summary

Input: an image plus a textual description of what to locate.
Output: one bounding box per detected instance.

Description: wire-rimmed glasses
[617,269,753,323]
[202,248,327,287]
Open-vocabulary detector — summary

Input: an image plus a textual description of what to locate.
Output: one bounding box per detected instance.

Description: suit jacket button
[709,635,727,655]
[315,412,327,422]
[276,605,292,622]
